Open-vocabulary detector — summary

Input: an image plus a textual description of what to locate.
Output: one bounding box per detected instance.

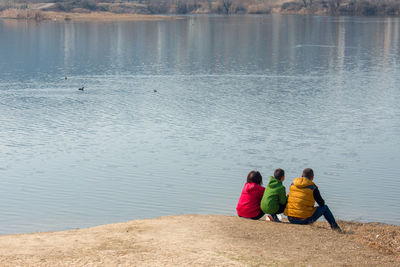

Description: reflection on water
[0,15,400,234]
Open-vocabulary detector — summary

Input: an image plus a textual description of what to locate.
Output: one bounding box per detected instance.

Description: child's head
[247,170,263,185]
[302,168,314,180]
[274,168,285,182]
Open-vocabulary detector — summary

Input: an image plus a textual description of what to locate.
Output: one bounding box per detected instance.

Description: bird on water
[78,86,84,91]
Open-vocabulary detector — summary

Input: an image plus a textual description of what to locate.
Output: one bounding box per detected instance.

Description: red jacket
[236,183,265,218]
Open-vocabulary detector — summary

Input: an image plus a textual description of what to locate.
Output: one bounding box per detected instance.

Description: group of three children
[236,168,341,231]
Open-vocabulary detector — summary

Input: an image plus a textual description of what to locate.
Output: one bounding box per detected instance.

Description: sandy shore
[0,9,179,21]
[0,215,399,266]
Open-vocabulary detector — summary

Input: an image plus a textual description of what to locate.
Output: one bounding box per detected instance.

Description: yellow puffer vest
[284,177,316,219]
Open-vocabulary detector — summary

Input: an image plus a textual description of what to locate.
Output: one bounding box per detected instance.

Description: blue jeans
[288,205,339,229]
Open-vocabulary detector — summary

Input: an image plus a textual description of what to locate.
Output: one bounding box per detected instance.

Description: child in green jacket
[260,168,287,222]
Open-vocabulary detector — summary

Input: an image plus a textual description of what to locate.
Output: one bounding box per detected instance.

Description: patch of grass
[281,1,304,11]
[246,3,271,14]
[52,0,108,12]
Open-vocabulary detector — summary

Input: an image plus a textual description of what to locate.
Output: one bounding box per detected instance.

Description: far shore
[1,7,400,22]
[0,9,180,22]
[2,0,400,22]
[0,214,399,266]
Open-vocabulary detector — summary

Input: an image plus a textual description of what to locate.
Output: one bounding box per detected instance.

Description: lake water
[1,15,400,234]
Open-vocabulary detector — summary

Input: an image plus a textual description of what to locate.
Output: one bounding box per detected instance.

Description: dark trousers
[288,205,339,229]
[250,211,265,220]
[239,210,265,220]
[271,203,286,215]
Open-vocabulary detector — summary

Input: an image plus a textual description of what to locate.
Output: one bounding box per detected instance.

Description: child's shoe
[270,214,281,222]
[332,225,342,233]
[266,215,274,221]
[266,214,281,222]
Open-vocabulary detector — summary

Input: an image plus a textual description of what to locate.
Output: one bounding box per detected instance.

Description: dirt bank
[0,215,398,266]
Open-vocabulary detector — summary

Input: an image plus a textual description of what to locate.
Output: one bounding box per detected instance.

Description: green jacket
[260,176,288,214]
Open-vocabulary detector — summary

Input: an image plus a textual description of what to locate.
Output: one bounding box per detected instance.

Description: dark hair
[274,168,285,180]
[302,168,314,180]
[247,170,263,185]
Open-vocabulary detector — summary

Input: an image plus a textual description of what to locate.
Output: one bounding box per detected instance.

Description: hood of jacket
[292,177,314,188]
[244,182,261,193]
[267,176,283,189]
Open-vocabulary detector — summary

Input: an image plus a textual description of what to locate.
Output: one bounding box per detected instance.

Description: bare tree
[208,0,212,11]
[303,0,314,8]
[222,0,232,14]
[328,0,341,14]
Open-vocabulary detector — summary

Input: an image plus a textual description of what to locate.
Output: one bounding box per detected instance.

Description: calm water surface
[1,15,400,234]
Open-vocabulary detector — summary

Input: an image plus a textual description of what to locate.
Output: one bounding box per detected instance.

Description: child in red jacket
[236,171,265,220]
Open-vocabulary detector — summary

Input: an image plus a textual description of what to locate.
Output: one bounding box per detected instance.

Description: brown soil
[0,215,398,266]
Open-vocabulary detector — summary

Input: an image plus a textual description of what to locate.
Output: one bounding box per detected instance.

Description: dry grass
[0,8,48,21]
[341,221,400,255]
[246,3,272,14]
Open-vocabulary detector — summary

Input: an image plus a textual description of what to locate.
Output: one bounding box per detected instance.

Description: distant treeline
[282,0,400,16]
[1,0,400,16]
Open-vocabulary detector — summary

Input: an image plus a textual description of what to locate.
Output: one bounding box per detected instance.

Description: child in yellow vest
[284,168,341,231]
